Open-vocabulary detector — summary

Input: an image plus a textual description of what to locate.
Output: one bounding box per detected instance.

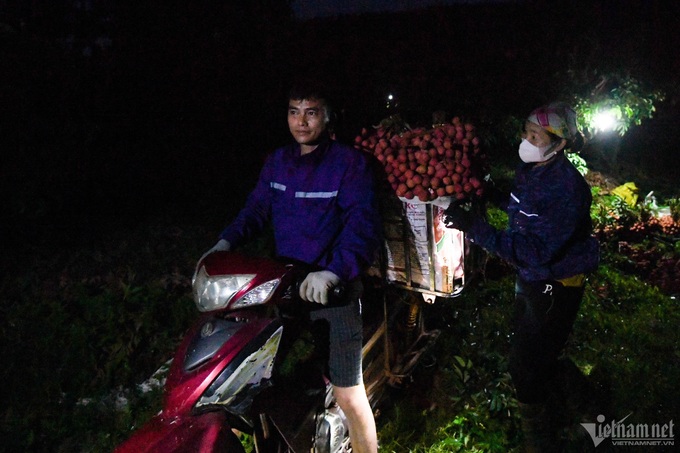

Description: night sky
[292,0,503,19]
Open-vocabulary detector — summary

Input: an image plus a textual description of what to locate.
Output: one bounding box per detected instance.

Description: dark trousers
[509,277,584,404]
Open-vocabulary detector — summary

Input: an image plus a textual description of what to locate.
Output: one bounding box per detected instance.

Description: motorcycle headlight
[193,266,255,312]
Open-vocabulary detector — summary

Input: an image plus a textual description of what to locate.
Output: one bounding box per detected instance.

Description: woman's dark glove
[443,205,475,232]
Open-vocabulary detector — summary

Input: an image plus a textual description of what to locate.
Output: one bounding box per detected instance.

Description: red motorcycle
[116,203,474,452]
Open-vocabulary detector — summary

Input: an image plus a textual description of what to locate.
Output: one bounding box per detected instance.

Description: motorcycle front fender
[115,410,244,453]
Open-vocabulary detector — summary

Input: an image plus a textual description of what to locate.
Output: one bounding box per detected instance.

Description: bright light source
[386,93,396,110]
[593,109,617,132]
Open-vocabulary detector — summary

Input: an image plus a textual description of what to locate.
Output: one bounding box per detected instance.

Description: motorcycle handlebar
[294,279,349,308]
[274,255,350,307]
[327,283,348,307]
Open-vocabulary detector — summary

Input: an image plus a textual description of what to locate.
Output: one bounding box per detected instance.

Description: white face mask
[518,139,558,163]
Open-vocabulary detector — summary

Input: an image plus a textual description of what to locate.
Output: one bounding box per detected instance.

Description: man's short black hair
[288,78,329,104]
[288,78,336,127]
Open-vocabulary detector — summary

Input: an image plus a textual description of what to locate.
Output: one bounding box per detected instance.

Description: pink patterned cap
[527,102,580,140]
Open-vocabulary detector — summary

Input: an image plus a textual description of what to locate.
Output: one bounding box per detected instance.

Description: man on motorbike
[202,80,381,453]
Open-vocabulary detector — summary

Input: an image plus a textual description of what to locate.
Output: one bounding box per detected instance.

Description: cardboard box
[381,196,466,297]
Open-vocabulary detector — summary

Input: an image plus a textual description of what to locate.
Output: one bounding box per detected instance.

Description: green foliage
[589,181,680,295]
[0,219,208,452]
[4,207,678,452]
[377,274,521,452]
[451,355,473,386]
[573,265,679,422]
[485,205,508,231]
[566,153,589,176]
[667,197,680,222]
[590,184,680,237]
[589,185,632,233]
[1,279,194,451]
[569,74,665,137]
[429,410,509,453]
[376,251,678,451]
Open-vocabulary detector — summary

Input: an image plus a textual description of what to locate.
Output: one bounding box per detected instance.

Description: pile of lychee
[355,116,486,202]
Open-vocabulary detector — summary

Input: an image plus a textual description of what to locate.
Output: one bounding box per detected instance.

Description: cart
[363,193,480,393]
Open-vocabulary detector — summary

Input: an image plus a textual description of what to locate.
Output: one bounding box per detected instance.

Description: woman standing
[444,102,599,451]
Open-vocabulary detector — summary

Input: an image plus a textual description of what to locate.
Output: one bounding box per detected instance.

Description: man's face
[288,98,328,153]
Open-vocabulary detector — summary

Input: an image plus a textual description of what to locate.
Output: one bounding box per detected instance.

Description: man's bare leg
[333,383,378,453]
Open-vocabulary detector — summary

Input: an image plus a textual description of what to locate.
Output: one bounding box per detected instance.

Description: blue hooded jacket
[467,153,599,282]
[220,140,381,282]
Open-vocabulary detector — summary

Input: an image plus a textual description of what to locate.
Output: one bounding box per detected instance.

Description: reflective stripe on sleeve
[519,210,539,218]
[295,191,338,199]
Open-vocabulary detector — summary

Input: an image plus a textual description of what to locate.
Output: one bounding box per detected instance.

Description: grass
[1,195,678,452]
[0,218,209,452]
[374,260,679,452]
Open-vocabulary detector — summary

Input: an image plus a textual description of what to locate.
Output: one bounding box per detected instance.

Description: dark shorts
[309,280,364,387]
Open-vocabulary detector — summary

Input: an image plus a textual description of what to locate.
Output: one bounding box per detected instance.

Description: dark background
[1,0,679,251]
[1,3,678,451]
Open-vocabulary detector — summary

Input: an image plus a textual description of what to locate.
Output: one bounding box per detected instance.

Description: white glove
[199,239,231,263]
[299,270,341,305]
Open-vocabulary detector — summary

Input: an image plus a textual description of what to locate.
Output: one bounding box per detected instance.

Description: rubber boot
[554,358,594,417]
[549,359,614,450]
[518,402,559,453]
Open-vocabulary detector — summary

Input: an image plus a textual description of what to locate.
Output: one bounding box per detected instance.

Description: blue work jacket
[220,139,382,282]
[468,153,599,282]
